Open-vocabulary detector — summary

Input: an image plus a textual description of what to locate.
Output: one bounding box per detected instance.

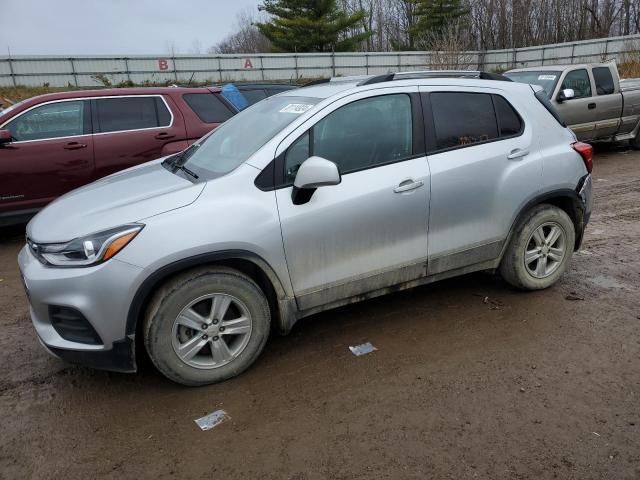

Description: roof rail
[357,70,512,86]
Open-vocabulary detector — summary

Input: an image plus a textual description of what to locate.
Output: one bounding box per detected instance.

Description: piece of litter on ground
[194,409,230,431]
[565,293,584,301]
[576,250,593,256]
[592,431,601,437]
[349,342,377,356]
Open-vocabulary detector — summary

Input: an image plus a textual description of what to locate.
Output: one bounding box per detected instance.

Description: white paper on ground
[349,342,377,356]
[195,409,230,431]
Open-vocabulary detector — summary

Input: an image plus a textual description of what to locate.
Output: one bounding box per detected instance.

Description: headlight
[28,224,143,267]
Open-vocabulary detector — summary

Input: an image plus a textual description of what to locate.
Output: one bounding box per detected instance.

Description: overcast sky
[0,0,261,56]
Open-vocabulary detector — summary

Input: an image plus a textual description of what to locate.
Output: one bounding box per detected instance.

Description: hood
[28,159,205,242]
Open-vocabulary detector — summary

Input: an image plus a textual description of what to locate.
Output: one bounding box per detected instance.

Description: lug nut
[213,319,219,325]
[219,327,225,332]
[213,336,219,341]
[202,334,208,339]
[202,323,208,330]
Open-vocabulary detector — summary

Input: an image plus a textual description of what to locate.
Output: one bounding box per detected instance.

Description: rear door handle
[155,132,175,140]
[588,103,596,110]
[63,142,87,150]
[394,179,424,193]
[507,148,529,160]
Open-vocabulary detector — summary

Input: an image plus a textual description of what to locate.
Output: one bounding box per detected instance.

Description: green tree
[256,0,372,52]
[410,0,469,47]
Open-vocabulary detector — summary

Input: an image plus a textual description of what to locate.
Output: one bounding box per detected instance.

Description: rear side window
[493,95,523,136]
[241,89,268,106]
[96,97,171,133]
[6,100,87,141]
[561,69,592,98]
[430,92,498,150]
[183,93,234,123]
[593,67,615,95]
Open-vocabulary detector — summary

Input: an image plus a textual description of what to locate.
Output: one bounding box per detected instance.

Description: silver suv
[18,72,593,386]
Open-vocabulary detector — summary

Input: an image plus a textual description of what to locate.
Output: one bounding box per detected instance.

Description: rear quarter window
[183,93,234,123]
[593,67,615,95]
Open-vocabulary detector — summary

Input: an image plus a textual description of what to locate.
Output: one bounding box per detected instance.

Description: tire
[500,204,575,290]
[143,266,271,386]
[631,134,640,150]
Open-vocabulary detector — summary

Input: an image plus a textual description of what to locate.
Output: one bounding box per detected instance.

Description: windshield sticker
[538,74,557,81]
[279,104,314,114]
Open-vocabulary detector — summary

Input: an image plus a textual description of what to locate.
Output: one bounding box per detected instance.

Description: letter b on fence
[158,59,169,71]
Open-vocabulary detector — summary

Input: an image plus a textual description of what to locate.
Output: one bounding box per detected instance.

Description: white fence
[1,34,639,87]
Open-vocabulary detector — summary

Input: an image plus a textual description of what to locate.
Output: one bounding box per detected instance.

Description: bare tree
[208,9,271,54]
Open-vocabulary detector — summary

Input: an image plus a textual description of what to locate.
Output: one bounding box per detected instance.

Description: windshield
[505,71,561,98]
[179,95,320,179]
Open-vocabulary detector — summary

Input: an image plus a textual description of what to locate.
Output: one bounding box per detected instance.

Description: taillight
[572,141,593,173]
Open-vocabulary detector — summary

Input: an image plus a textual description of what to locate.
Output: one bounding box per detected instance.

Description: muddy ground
[0,147,639,480]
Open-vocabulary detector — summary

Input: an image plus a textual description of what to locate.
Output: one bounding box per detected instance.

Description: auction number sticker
[279,104,314,114]
[538,74,557,81]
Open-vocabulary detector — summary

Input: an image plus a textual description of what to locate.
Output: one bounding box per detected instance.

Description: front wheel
[500,204,575,290]
[143,267,271,386]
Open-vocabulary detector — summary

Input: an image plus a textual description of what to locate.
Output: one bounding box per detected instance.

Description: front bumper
[18,246,145,372]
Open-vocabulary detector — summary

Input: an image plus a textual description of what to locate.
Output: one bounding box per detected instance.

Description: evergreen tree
[410,0,469,45]
[257,0,372,52]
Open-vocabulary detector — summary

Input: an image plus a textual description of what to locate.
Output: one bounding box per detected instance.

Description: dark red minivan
[0,87,236,226]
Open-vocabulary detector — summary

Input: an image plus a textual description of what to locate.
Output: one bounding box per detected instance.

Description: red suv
[0,87,236,226]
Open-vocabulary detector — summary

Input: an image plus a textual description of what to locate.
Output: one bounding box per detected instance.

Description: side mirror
[557,88,575,103]
[0,129,12,145]
[292,156,341,205]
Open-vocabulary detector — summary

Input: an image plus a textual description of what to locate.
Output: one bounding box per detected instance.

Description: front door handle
[393,179,424,193]
[507,148,529,160]
[588,103,596,110]
[155,132,175,140]
[63,142,87,150]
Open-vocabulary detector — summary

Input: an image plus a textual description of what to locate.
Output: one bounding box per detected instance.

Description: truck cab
[506,63,640,144]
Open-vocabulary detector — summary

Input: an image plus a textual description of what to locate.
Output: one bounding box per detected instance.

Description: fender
[125,249,297,339]
[501,186,586,260]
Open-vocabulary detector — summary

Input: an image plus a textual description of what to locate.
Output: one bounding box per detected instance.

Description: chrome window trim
[0,94,174,144]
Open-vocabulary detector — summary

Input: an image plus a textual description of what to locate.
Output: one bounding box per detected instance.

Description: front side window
[561,69,592,99]
[6,100,86,141]
[284,94,413,182]
[430,92,498,150]
[183,93,234,122]
[593,67,615,95]
[96,97,170,133]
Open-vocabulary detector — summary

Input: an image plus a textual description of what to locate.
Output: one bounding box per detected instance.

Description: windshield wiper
[174,163,199,179]
[162,152,199,179]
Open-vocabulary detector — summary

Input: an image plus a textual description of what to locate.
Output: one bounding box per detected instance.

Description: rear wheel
[143,267,270,386]
[500,204,575,290]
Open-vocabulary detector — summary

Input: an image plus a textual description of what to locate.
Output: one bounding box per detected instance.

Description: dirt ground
[0,146,639,480]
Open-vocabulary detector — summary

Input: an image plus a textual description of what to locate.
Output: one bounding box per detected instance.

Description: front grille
[49,306,102,345]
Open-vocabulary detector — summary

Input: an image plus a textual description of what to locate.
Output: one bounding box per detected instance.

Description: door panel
[555,68,597,141]
[422,88,541,274]
[91,96,186,179]
[0,100,94,213]
[276,158,430,310]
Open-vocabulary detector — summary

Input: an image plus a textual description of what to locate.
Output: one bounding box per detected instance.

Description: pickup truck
[0,86,236,226]
[505,63,640,147]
